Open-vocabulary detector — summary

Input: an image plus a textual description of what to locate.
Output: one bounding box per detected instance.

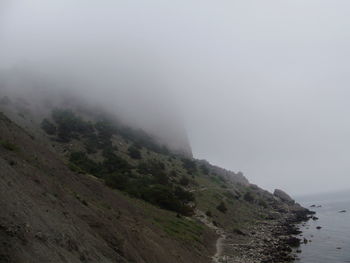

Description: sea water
[295,191,350,263]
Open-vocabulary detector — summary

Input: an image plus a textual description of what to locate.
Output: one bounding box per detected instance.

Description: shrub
[199,164,210,175]
[138,160,165,175]
[84,134,100,154]
[69,152,100,176]
[41,119,57,135]
[101,150,130,174]
[206,211,212,217]
[0,140,18,151]
[223,191,237,200]
[258,199,268,208]
[243,191,255,203]
[174,186,195,203]
[105,172,130,191]
[182,158,197,174]
[179,175,190,186]
[154,172,169,185]
[128,145,142,159]
[94,120,115,147]
[170,170,177,177]
[52,109,93,142]
[216,201,227,213]
[141,185,182,212]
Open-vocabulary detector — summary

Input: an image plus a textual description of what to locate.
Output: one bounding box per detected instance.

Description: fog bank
[2,1,350,195]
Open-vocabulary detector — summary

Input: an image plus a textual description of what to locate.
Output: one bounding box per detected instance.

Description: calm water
[296,192,350,263]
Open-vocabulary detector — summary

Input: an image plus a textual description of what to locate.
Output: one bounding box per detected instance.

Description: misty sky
[1,1,350,196]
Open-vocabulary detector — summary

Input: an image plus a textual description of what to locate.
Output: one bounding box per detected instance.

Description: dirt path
[194,209,227,263]
[212,230,226,263]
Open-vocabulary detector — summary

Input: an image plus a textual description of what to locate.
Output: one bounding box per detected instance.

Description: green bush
[181,158,197,175]
[41,119,57,135]
[69,152,100,176]
[243,191,255,203]
[138,160,165,175]
[141,185,183,212]
[258,199,268,208]
[174,186,194,203]
[179,175,190,186]
[128,145,142,159]
[94,120,115,147]
[52,109,93,142]
[105,172,130,190]
[216,201,227,213]
[199,164,210,175]
[101,149,131,174]
[206,210,212,217]
[137,160,169,185]
[0,140,18,151]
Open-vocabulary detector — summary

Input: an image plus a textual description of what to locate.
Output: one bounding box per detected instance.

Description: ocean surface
[295,191,350,263]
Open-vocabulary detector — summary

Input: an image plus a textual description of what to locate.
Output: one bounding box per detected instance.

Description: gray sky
[1,0,350,195]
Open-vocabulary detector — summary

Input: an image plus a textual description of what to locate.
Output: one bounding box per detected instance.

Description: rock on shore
[212,189,314,263]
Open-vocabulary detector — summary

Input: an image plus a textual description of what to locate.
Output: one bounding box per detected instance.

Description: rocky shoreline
[210,200,315,263]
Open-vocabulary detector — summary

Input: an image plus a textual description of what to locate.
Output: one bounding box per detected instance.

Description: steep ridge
[0,112,215,263]
[0,91,313,263]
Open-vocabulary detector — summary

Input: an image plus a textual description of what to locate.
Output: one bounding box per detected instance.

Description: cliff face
[0,88,311,263]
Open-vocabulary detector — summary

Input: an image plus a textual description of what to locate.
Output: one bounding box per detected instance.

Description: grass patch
[0,140,19,151]
[154,216,204,243]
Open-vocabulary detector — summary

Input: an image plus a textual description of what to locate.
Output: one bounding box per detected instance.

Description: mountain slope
[0,91,313,263]
[0,112,215,263]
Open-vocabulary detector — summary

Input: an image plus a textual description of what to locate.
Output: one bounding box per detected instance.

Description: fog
[1,0,350,195]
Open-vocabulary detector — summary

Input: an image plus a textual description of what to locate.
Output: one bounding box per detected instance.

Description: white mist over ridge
[0,68,193,157]
[2,0,350,195]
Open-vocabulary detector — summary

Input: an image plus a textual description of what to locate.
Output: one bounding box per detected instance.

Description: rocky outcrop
[198,160,249,185]
[274,189,295,204]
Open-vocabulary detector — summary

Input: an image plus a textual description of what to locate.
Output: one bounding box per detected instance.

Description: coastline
[209,204,314,263]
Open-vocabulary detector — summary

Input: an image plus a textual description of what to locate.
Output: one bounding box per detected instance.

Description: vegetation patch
[154,217,204,243]
[216,201,228,213]
[0,139,19,152]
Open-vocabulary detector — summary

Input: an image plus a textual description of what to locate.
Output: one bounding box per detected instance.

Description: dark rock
[339,210,346,213]
[316,226,322,230]
[285,237,301,247]
[233,228,246,236]
[273,189,295,204]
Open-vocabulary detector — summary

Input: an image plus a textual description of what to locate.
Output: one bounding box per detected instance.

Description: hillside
[0,91,313,263]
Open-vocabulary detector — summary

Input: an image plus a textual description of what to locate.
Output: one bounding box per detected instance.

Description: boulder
[273,189,295,204]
